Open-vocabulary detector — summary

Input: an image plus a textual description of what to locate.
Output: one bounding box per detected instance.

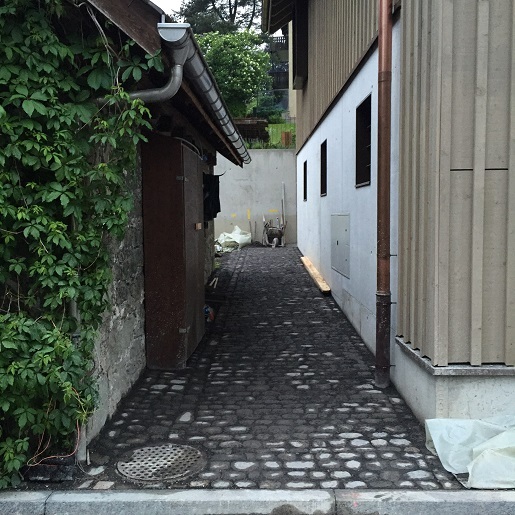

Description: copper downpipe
[375,0,393,388]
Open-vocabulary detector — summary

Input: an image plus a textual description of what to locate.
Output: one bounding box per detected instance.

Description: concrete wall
[214,149,297,244]
[296,22,401,356]
[392,337,515,421]
[85,164,146,444]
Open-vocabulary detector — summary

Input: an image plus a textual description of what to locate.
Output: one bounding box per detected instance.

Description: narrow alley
[55,246,461,490]
[80,245,460,490]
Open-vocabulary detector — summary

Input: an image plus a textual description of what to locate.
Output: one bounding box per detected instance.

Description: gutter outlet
[129,24,192,103]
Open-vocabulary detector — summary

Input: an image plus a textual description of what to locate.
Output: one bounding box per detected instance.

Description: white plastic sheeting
[425,416,515,489]
[215,226,252,252]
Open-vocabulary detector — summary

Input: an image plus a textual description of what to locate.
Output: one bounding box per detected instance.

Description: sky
[153,0,183,16]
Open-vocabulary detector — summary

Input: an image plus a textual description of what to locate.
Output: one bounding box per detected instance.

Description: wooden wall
[296,0,378,148]
[398,0,515,366]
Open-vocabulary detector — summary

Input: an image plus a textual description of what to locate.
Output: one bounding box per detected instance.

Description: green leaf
[31,91,48,101]
[0,66,11,81]
[132,67,142,81]
[59,194,70,208]
[18,412,27,429]
[22,99,34,117]
[15,84,28,96]
[87,68,105,90]
[121,67,132,82]
[74,90,90,102]
[32,101,47,115]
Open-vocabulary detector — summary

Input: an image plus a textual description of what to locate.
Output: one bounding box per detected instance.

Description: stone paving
[77,245,461,490]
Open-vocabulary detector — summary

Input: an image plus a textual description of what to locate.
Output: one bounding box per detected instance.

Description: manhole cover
[116,444,206,482]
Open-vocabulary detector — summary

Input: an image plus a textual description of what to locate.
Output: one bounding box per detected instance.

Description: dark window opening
[356,95,372,187]
[303,160,307,201]
[320,140,327,196]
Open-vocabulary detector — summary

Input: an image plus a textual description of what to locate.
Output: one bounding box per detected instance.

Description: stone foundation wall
[85,164,146,444]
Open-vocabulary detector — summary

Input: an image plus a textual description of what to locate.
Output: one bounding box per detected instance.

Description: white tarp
[215,226,252,252]
[425,415,515,489]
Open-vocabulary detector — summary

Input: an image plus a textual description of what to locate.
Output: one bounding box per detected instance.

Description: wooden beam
[301,256,331,294]
[87,0,162,55]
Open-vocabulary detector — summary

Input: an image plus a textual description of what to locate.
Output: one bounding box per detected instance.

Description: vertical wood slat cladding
[296,0,378,148]
[398,0,515,366]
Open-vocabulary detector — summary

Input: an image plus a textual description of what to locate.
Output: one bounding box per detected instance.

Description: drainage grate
[116,444,206,482]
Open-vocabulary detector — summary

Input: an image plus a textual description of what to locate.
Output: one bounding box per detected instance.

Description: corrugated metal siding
[398,0,515,366]
[296,0,378,148]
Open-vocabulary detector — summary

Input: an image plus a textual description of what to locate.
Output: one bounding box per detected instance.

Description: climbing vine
[0,0,162,487]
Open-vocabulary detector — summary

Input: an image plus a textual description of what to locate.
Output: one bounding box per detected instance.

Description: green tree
[178,0,260,34]
[198,31,271,117]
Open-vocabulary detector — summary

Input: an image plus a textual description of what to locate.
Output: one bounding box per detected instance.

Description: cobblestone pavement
[77,245,461,491]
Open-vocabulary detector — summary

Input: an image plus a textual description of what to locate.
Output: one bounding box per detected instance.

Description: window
[356,95,372,187]
[303,160,307,201]
[320,140,327,196]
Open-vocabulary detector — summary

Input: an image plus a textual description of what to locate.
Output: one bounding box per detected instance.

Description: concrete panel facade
[296,22,401,358]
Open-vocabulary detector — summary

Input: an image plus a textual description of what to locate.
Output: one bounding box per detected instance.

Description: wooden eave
[262,0,294,34]
[86,0,245,166]
[87,0,163,55]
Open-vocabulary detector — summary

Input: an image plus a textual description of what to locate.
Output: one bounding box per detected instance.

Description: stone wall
[85,163,146,445]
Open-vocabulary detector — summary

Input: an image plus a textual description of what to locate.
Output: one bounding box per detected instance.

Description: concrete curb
[1,489,515,515]
[0,491,50,515]
[335,490,515,514]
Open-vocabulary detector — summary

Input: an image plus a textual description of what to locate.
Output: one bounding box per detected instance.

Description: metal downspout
[375,0,392,388]
[128,64,184,103]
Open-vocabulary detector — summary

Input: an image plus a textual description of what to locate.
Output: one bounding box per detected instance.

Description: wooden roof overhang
[86,0,247,166]
[262,0,295,34]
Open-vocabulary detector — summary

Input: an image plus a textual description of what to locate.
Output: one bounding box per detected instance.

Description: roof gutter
[130,21,250,165]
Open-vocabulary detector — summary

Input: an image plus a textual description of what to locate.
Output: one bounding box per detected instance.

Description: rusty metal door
[142,134,205,369]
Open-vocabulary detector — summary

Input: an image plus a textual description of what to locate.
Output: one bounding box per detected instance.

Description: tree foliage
[178,0,260,34]
[198,31,271,117]
[0,0,160,487]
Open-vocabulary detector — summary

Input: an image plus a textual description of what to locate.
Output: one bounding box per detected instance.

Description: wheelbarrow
[262,217,287,248]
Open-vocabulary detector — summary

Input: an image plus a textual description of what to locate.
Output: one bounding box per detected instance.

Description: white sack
[425,415,515,489]
[216,226,251,251]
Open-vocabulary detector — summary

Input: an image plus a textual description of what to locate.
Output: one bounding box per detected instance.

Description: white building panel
[296,22,401,354]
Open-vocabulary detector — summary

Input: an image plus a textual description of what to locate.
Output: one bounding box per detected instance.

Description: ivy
[0,0,160,487]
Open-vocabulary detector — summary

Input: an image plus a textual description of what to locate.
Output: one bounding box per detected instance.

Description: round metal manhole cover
[116,444,206,482]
